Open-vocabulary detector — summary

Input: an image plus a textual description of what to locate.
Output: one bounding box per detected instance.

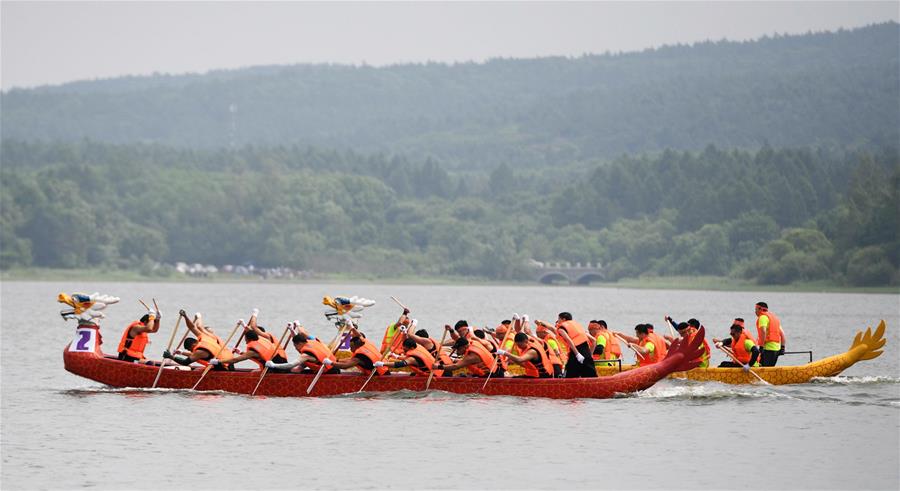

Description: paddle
[250,326,292,396]
[664,315,678,340]
[191,322,241,390]
[425,326,451,391]
[716,344,770,385]
[480,316,518,391]
[306,323,350,395]
[357,315,417,393]
[151,314,183,388]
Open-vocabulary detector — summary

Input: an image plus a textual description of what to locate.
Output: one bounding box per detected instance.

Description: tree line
[2,140,896,286]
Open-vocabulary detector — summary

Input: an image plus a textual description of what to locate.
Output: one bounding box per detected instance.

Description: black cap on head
[454,320,469,330]
[558,312,573,321]
[514,332,528,343]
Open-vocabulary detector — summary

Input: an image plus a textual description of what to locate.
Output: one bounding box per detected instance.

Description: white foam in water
[810,375,900,385]
[635,382,787,400]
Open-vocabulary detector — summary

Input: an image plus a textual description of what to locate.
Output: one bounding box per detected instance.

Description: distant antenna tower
[228,103,238,149]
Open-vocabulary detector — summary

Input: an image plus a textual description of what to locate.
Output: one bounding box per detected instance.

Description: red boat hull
[63,327,706,399]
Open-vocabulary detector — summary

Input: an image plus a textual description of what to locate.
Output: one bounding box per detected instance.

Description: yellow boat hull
[595,320,887,385]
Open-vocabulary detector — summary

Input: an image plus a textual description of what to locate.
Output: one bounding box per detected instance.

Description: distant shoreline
[2,268,897,294]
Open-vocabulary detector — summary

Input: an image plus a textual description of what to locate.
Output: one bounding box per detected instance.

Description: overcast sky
[2,1,897,90]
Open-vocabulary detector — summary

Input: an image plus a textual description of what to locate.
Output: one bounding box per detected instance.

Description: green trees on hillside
[2,140,896,286]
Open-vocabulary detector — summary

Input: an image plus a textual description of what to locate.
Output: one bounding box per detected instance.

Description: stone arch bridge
[530,261,605,285]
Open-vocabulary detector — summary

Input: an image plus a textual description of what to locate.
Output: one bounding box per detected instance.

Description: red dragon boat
[63,323,706,399]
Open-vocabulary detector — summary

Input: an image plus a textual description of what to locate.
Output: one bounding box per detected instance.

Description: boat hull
[63,326,708,399]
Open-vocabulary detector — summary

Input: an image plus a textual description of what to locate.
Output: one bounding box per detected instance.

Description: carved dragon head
[58,292,120,326]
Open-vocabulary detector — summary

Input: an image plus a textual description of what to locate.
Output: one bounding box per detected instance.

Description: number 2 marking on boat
[75,330,91,351]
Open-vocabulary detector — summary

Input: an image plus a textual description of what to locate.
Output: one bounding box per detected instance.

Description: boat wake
[632,382,788,401]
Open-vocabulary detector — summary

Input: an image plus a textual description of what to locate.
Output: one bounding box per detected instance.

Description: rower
[378,338,443,377]
[163,310,234,370]
[474,329,508,373]
[497,333,554,378]
[245,309,288,362]
[755,302,787,367]
[445,320,493,351]
[117,306,161,363]
[323,335,388,376]
[406,328,453,370]
[713,318,760,370]
[541,312,597,378]
[535,324,564,377]
[267,333,339,374]
[588,320,621,367]
[616,324,661,366]
[669,318,711,368]
[219,330,285,371]
[435,337,497,377]
[380,308,411,355]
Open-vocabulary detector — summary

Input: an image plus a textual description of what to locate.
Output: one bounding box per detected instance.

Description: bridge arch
[538,272,570,284]
[575,273,605,285]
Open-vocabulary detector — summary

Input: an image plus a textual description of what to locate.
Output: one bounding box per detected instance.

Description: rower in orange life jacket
[117,308,161,362]
[499,333,554,378]
[435,337,498,377]
[380,309,411,355]
[535,324,564,377]
[587,319,622,366]
[713,318,760,370]
[405,328,454,375]
[541,312,597,378]
[380,338,445,377]
[326,333,390,376]
[163,309,235,370]
[264,332,340,374]
[616,324,662,366]
[755,302,786,367]
[218,330,288,370]
[241,308,289,363]
[474,329,508,373]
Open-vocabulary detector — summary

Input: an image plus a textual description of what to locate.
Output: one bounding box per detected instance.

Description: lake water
[2,281,898,490]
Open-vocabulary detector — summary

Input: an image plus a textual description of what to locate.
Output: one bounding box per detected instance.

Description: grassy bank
[2,268,897,294]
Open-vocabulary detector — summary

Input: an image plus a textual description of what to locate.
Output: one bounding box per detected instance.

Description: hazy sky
[2,1,897,90]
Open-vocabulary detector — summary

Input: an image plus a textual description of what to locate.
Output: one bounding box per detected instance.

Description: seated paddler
[378,338,444,377]
[117,305,161,363]
[713,318,760,371]
[163,310,234,370]
[265,332,339,374]
[225,330,288,371]
[320,330,388,376]
[496,333,554,378]
[434,337,498,377]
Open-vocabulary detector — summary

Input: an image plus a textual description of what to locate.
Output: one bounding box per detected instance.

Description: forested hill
[2,23,898,169]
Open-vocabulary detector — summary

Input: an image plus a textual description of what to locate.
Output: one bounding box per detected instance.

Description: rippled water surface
[2,281,898,489]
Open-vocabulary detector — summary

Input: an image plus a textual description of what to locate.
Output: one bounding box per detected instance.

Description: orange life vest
[246,337,277,368]
[429,338,453,365]
[301,339,335,371]
[404,345,442,377]
[483,336,509,370]
[756,311,783,346]
[516,341,553,378]
[731,330,756,364]
[601,330,622,358]
[540,338,562,367]
[464,342,495,377]
[192,333,233,366]
[117,321,149,359]
[352,338,389,376]
[557,320,589,347]
[259,331,288,361]
[636,336,661,366]
[648,331,668,359]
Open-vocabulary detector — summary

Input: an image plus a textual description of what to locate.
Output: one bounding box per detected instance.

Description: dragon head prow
[665,326,706,372]
[58,291,120,325]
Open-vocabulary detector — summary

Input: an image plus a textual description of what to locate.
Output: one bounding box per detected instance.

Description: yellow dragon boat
[594,320,887,385]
